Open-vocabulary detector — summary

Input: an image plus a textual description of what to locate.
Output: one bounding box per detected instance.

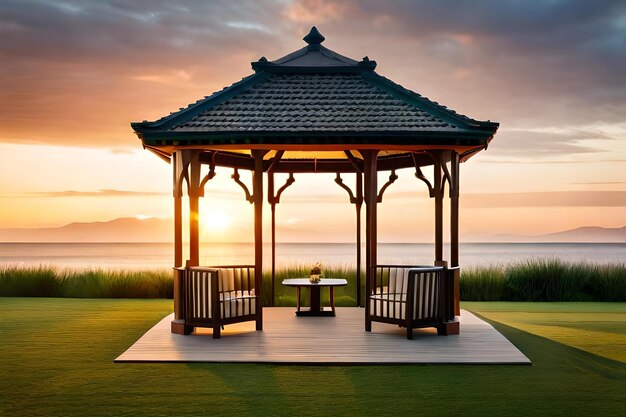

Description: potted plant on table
[309,262,322,283]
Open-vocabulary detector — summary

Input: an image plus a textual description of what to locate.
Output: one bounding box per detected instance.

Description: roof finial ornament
[303,26,325,45]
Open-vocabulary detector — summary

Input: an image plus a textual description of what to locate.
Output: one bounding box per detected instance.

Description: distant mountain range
[493,226,626,243]
[0,218,624,243]
[0,217,172,242]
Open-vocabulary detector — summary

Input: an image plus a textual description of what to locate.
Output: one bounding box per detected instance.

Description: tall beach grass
[0,265,172,298]
[460,259,626,301]
[0,259,624,302]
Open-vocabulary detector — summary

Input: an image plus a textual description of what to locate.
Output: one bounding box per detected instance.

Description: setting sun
[200,207,231,233]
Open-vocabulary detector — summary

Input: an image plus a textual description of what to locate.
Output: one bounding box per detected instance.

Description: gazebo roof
[132,27,498,153]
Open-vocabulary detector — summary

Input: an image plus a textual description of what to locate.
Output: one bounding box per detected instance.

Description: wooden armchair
[178,265,260,338]
[366,265,458,339]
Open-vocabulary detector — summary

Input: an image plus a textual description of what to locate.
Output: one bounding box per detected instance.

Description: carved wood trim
[232,168,254,204]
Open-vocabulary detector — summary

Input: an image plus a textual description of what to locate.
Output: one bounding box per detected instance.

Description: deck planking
[115,308,530,364]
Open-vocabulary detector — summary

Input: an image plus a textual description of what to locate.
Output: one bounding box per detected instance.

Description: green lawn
[1,299,624,417]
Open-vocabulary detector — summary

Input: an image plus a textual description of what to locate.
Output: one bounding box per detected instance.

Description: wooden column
[252,150,267,330]
[363,150,379,331]
[450,151,461,315]
[355,172,363,307]
[335,171,364,307]
[187,150,201,267]
[173,151,184,268]
[172,150,194,334]
[433,152,444,265]
[268,172,276,307]
[267,169,295,307]
[172,151,184,327]
[174,197,183,267]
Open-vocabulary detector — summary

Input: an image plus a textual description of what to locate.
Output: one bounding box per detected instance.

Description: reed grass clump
[460,266,506,301]
[586,264,626,301]
[0,266,172,298]
[461,259,625,302]
[0,265,64,297]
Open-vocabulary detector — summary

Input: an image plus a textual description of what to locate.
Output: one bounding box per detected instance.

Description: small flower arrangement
[309,262,322,283]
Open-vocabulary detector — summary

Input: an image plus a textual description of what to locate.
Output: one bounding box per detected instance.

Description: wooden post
[355,172,363,307]
[173,152,184,324]
[363,150,379,331]
[187,150,201,267]
[267,169,294,308]
[450,151,461,315]
[252,150,267,331]
[172,152,184,329]
[172,150,194,335]
[268,172,276,307]
[434,152,444,265]
[173,151,184,269]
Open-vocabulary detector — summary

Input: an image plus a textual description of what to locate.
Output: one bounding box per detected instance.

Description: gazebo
[132,27,499,337]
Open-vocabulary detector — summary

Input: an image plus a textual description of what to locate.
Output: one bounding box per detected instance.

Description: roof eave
[139,130,494,149]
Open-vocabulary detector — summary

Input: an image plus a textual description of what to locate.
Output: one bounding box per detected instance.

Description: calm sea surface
[0,242,623,270]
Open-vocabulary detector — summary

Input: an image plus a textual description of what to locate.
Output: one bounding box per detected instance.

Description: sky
[0,0,625,242]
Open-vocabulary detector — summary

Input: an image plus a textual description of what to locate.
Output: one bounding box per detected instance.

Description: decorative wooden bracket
[198,151,217,197]
[173,152,189,198]
[412,152,435,197]
[232,168,254,204]
[269,173,295,205]
[440,151,452,191]
[449,151,460,198]
[377,170,398,203]
[335,173,362,205]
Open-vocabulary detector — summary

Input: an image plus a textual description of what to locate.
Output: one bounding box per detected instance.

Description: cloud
[283,0,353,23]
[0,0,289,147]
[572,181,626,185]
[16,189,168,198]
[487,128,608,156]
[463,191,626,208]
[290,1,626,127]
[0,0,624,150]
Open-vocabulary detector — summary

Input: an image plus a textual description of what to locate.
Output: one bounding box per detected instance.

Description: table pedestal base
[296,308,335,317]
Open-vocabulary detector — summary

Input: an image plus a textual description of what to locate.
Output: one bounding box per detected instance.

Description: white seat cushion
[219,294,256,318]
[370,292,406,319]
[218,269,236,292]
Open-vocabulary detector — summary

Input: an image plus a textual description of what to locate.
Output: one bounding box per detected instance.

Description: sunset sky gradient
[0,0,624,242]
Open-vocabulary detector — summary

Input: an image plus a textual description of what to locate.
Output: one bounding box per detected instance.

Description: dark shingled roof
[132,27,498,146]
[173,73,459,133]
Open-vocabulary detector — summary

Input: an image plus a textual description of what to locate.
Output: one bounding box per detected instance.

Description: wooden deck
[115,308,530,364]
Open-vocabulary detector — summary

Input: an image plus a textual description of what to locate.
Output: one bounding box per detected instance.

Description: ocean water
[0,242,623,270]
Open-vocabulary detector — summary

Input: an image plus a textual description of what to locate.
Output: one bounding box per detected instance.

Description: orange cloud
[283,0,353,23]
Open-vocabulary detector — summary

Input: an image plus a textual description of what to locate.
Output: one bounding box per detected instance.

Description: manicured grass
[1,298,625,417]
[464,302,626,363]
